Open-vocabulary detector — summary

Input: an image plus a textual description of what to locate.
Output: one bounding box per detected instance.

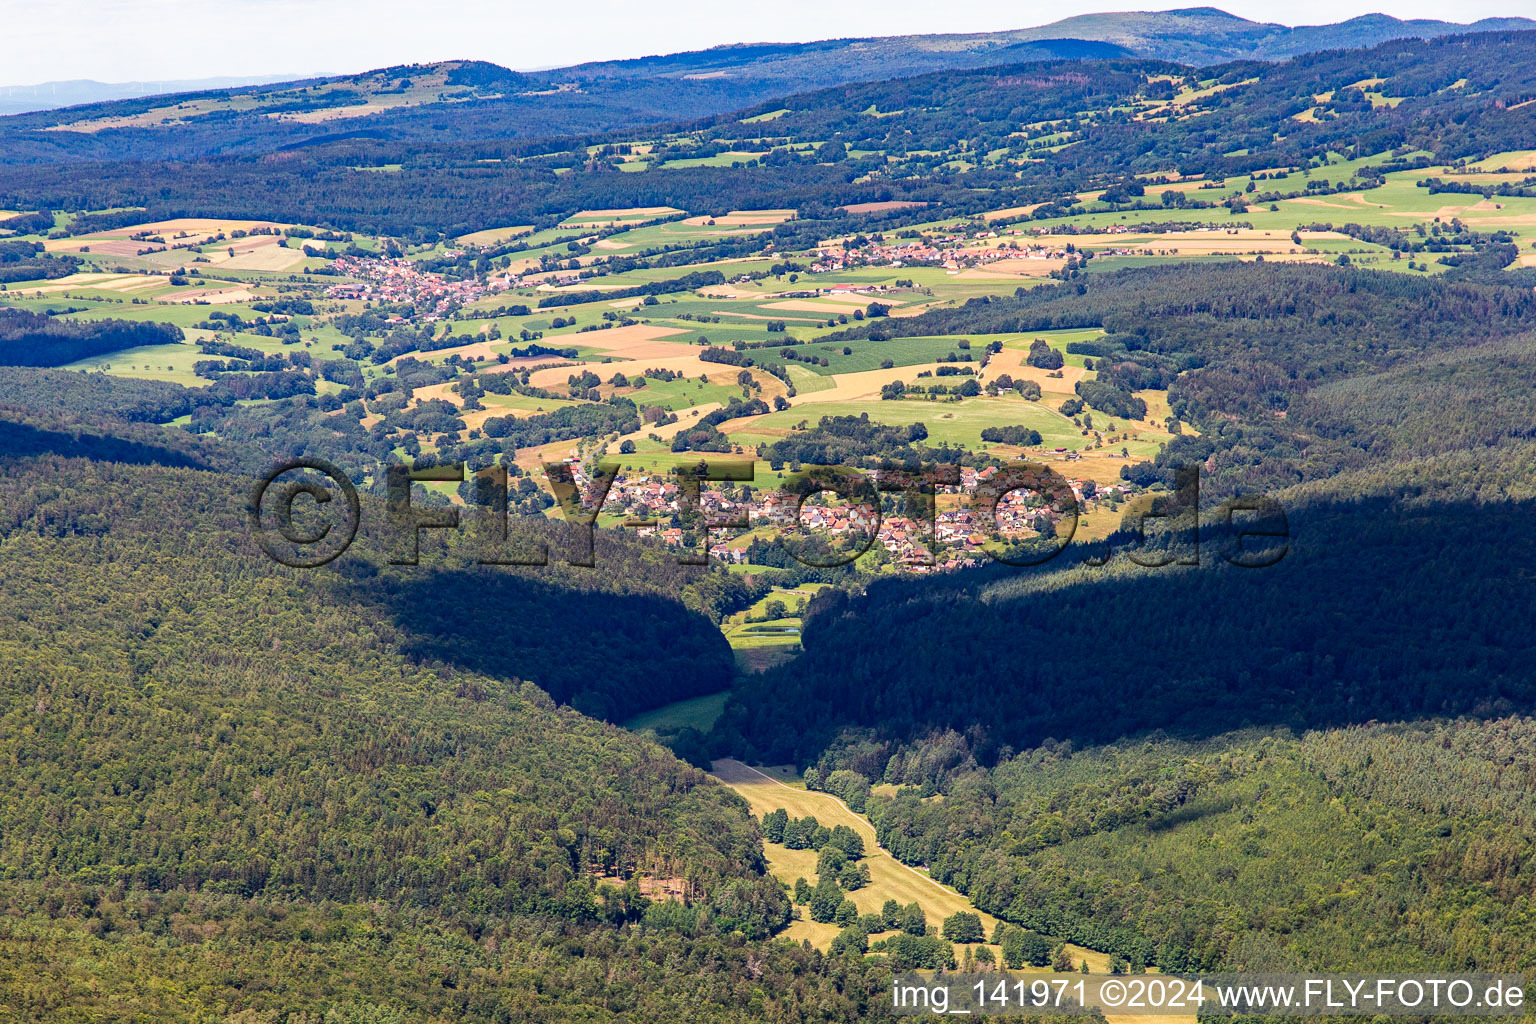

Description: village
[567,462,1122,573]
[808,231,1073,273]
[325,253,511,314]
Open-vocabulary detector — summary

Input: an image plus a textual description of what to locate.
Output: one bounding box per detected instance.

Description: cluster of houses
[325,254,508,314]
[558,461,1121,573]
[809,232,1068,273]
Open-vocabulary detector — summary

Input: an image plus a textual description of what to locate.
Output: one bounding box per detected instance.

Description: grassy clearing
[457,225,534,246]
[785,363,835,393]
[620,374,742,411]
[623,691,729,733]
[730,394,1085,450]
[661,151,768,169]
[711,759,1005,951]
[1463,150,1536,172]
[63,341,208,386]
[719,584,830,657]
[790,336,983,376]
[558,207,685,229]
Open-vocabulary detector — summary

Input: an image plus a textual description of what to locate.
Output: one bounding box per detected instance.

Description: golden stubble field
[711,760,1190,1024]
[711,758,1004,949]
[45,218,312,271]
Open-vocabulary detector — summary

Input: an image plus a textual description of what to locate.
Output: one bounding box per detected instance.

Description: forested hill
[505,8,1533,94]
[3,9,1527,160]
[6,30,1536,233]
[0,450,897,1020]
[715,31,1536,179]
[0,394,746,723]
[839,262,1536,495]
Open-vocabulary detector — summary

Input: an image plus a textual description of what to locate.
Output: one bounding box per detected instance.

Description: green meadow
[729,394,1083,449]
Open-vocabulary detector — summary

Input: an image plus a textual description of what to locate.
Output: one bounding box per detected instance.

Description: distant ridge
[5,9,1531,118]
[2,8,1532,166]
[0,74,319,116]
[542,8,1536,82]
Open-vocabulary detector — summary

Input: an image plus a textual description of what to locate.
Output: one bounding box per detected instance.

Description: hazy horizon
[0,0,1529,90]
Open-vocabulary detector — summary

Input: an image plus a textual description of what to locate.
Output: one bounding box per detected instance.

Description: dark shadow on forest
[0,418,214,470]
[338,565,736,723]
[712,495,1536,763]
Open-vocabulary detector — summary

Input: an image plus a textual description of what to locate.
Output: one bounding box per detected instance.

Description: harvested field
[955,256,1068,278]
[47,218,289,251]
[708,310,826,322]
[510,438,585,472]
[837,200,928,214]
[528,352,719,389]
[982,349,1087,394]
[15,272,174,294]
[457,225,534,246]
[220,237,309,271]
[711,759,1003,951]
[982,203,1046,221]
[603,403,728,452]
[1465,150,1536,172]
[783,363,951,405]
[561,206,684,227]
[162,286,258,304]
[566,323,692,358]
[763,297,896,313]
[682,209,795,226]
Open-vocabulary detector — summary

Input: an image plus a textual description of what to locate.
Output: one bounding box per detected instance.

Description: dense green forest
[0,367,222,423]
[843,719,1536,974]
[0,450,901,1021]
[0,308,184,367]
[0,239,79,283]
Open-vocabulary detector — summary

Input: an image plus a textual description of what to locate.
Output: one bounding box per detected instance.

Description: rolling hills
[2,9,1530,164]
[4,10,1536,1018]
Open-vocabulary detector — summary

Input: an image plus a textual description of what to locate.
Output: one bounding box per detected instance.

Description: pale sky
[0,0,1530,88]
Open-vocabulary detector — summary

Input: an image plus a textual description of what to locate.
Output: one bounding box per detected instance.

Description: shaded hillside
[711,263,1536,762]
[0,449,903,1020]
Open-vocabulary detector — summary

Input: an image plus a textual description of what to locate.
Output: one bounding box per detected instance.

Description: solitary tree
[942,912,984,944]
[900,903,927,936]
[808,877,843,923]
[761,808,788,843]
